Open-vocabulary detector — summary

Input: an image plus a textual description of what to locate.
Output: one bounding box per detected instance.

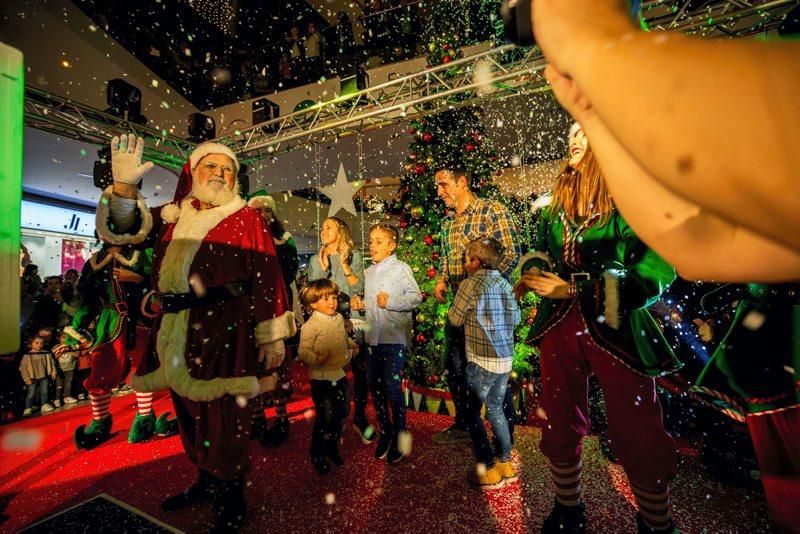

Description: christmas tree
[394,0,539,388]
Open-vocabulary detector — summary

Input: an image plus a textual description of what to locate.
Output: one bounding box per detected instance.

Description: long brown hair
[549,145,613,226]
[326,217,356,265]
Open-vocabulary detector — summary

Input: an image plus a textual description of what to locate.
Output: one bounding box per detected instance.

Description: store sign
[21,200,96,237]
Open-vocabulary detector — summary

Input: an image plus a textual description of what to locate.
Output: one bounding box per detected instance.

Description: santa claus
[96,134,295,532]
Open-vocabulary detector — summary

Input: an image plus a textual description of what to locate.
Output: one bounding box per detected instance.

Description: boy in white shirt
[351,224,422,463]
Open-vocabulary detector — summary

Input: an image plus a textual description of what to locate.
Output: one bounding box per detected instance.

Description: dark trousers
[368,344,406,437]
[170,390,252,481]
[444,323,516,436]
[350,347,369,422]
[56,369,74,400]
[25,377,49,408]
[310,378,349,459]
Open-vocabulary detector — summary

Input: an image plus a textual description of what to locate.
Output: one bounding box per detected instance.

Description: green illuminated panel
[0,43,23,353]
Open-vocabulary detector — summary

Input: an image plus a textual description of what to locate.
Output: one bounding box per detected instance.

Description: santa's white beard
[191,177,238,206]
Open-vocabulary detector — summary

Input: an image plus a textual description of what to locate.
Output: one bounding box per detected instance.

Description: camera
[500,0,642,46]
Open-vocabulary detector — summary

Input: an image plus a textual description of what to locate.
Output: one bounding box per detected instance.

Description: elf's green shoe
[155,412,179,437]
[128,410,157,443]
[75,415,113,450]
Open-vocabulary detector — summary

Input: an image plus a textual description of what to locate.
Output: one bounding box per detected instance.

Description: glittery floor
[0,388,772,533]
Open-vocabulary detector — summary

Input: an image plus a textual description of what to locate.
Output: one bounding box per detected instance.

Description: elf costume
[246,190,302,447]
[522,206,679,533]
[691,283,800,531]
[71,244,177,450]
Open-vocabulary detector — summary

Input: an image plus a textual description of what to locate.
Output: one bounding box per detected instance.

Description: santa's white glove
[111,133,154,185]
[258,340,285,370]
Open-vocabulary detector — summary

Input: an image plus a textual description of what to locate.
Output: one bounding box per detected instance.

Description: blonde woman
[514,124,679,533]
[307,217,372,443]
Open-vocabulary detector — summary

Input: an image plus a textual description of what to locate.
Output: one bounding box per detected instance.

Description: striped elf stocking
[549,460,583,506]
[90,391,112,421]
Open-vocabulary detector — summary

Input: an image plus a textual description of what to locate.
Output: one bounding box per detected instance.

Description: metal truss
[21,0,797,166]
[217,0,799,161]
[24,86,194,171]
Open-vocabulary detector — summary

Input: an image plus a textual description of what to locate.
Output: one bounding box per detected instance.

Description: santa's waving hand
[98,134,296,531]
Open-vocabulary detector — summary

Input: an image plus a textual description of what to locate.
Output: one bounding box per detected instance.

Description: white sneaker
[23,408,32,417]
[77,393,86,400]
[64,396,78,404]
[53,399,62,407]
[40,403,54,412]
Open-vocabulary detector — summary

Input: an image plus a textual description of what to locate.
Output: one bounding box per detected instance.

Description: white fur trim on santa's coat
[254,311,297,346]
[160,203,181,223]
[602,271,621,330]
[190,142,239,174]
[96,186,153,246]
[131,194,267,402]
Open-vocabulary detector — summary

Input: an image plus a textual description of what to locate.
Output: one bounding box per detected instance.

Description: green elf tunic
[521,207,681,377]
[691,283,800,421]
[73,246,153,347]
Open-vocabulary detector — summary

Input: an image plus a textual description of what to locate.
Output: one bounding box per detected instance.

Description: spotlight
[106,79,147,124]
[252,98,280,133]
[188,112,216,142]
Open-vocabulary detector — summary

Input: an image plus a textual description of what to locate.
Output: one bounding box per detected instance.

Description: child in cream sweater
[298,279,358,475]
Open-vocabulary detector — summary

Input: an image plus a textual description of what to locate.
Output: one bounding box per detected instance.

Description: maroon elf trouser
[538,304,677,491]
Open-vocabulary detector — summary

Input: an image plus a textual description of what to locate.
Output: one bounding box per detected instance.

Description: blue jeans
[446,323,516,438]
[25,377,50,409]
[465,362,512,465]
[367,344,406,436]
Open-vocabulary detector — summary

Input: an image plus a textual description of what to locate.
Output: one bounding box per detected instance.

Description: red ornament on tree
[399,220,408,229]
[422,132,433,142]
[426,267,437,279]
[471,132,481,142]
[415,333,427,344]
[414,163,427,175]
[431,251,440,261]
[443,44,450,51]
[465,143,476,152]
[423,235,434,246]
[427,374,440,386]
[442,55,452,64]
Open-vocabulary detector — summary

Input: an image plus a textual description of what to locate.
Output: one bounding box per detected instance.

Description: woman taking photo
[307,217,372,443]
[514,124,680,534]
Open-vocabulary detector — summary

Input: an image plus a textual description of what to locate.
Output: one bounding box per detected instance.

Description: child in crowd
[20,335,57,416]
[298,279,358,475]
[351,224,422,463]
[51,327,84,406]
[448,237,521,488]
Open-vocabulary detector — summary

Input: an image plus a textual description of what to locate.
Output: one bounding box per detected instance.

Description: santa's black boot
[210,475,247,533]
[541,499,587,534]
[161,468,214,512]
[260,418,289,447]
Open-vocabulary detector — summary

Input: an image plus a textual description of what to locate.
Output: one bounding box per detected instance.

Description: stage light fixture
[188,112,216,142]
[253,98,280,133]
[106,78,148,124]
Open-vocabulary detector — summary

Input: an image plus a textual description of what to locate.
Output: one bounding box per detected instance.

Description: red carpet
[0,385,772,533]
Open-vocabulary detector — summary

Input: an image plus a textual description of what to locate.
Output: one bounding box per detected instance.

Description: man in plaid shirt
[432,168,520,445]
[449,237,521,487]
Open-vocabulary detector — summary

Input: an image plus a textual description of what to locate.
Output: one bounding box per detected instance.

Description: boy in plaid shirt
[448,237,521,488]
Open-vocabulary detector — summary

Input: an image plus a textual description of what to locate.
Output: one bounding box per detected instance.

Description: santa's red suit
[96,138,294,530]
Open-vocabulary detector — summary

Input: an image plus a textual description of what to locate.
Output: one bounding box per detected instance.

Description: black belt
[145,281,250,315]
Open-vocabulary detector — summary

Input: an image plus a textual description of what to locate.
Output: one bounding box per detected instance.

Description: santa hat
[247,189,276,211]
[189,142,239,175]
[173,161,194,203]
